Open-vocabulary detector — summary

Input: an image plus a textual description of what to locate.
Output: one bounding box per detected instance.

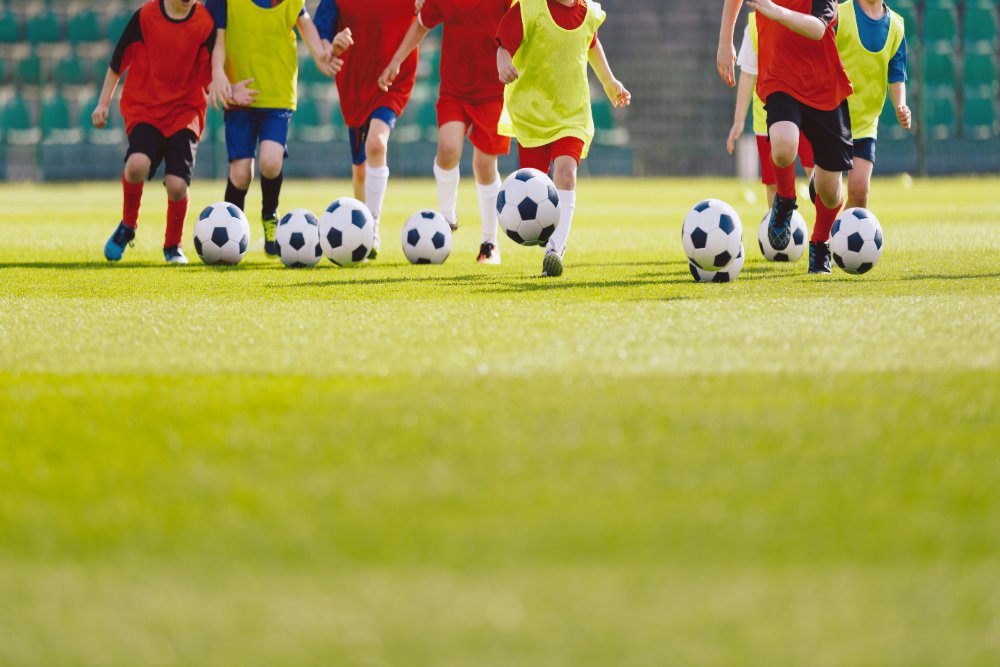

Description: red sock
[122,174,143,229]
[812,196,843,243]
[165,197,188,248]
[774,162,797,199]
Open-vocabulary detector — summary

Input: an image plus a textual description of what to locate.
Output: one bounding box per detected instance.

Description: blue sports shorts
[348,106,398,166]
[853,137,877,164]
[224,107,292,161]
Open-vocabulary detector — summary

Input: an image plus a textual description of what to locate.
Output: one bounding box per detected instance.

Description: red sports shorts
[517,136,585,172]
[436,96,511,156]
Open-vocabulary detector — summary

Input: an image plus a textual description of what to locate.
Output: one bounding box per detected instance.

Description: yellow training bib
[225,0,303,110]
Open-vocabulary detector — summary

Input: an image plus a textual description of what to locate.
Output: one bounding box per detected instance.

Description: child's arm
[208,28,231,110]
[717,0,743,86]
[727,71,755,154]
[92,68,121,128]
[746,0,829,41]
[890,82,911,129]
[378,19,428,91]
[297,15,338,77]
[587,38,630,108]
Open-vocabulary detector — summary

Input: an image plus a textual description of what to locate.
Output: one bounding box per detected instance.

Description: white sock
[364,164,390,222]
[433,161,460,227]
[476,178,501,245]
[548,189,576,257]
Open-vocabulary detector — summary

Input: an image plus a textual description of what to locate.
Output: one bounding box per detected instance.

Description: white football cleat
[477,241,501,265]
[541,249,563,277]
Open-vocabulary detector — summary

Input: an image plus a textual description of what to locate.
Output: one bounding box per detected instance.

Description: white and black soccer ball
[318,197,375,267]
[401,210,452,265]
[689,244,745,283]
[275,209,322,268]
[830,207,884,275]
[758,209,807,262]
[193,202,250,265]
[497,168,561,246]
[681,199,743,271]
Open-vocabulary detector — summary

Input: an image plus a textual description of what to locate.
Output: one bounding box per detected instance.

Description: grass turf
[1,177,998,665]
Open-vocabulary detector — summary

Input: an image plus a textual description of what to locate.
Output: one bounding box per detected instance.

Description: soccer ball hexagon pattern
[318,197,375,267]
[275,208,322,268]
[830,207,883,275]
[193,202,250,265]
[497,168,561,246]
[689,244,745,283]
[401,210,452,265]
[758,209,807,262]
[681,199,743,271]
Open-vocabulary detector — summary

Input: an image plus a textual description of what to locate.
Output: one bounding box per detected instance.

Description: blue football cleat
[163,245,189,264]
[767,193,797,251]
[104,221,135,261]
[808,240,832,274]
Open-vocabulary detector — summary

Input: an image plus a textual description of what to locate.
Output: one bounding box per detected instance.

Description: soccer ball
[681,199,743,271]
[830,207,884,275]
[689,244,745,283]
[318,197,375,267]
[758,209,807,262]
[275,209,322,268]
[401,210,452,265]
[193,202,250,265]
[497,168,561,246]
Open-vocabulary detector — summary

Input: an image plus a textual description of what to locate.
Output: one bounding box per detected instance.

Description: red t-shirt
[756,0,853,111]
[111,0,215,138]
[335,0,418,128]
[419,0,510,105]
[495,0,597,54]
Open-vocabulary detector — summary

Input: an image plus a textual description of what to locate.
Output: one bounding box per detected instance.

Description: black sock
[225,179,248,212]
[261,171,283,220]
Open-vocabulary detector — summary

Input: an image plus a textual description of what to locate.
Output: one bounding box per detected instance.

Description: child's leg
[756,134,777,208]
[122,153,150,229]
[223,109,259,211]
[768,121,800,199]
[434,120,467,230]
[846,139,875,209]
[226,159,253,211]
[811,165,844,244]
[164,175,189,249]
[161,130,197,253]
[472,147,500,246]
[363,118,392,223]
[548,153,578,258]
[258,140,285,219]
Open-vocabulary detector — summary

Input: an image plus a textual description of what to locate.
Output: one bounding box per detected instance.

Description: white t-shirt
[736,24,757,76]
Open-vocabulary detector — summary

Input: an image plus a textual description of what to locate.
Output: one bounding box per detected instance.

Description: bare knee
[259,156,283,180]
[164,176,188,202]
[552,159,577,191]
[229,160,253,190]
[124,154,151,183]
[436,138,463,170]
[770,141,797,168]
[365,133,388,164]
[472,150,498,184]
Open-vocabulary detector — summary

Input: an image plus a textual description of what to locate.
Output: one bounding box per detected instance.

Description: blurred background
[0,0,996,180]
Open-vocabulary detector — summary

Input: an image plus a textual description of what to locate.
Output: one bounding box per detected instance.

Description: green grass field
[1,176,998,665]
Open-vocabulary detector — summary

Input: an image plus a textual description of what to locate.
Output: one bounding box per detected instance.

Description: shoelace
[479,242,494,258]
[113,226,134,247]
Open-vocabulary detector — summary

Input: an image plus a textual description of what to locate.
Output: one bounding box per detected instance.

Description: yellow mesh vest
[226,0,303,110]
[837,0,904,140]
[498,0,606,158]
[748,13,767,136]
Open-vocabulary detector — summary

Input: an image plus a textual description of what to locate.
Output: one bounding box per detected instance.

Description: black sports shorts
[765,91,853,173]
[126,123,199,185]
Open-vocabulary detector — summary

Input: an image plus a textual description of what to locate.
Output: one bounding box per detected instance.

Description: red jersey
[495,0,597,54]
[419,0,509,105]
[756,0,853,111]
[335,0,418,128]
[110,1,215,138]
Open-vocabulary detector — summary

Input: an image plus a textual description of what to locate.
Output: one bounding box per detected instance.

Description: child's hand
[746,0,781,20]
[604,79,630,108]
[314,46,337,77]
[896,103,912,129]
[333,28,353,56]
[208,74,232,111]
[726,121,743,155]
[329,56,345,75]
[230,79,258,107]
[717,42,736,87]
[91,102,109,129]
[497,48,518,84]
[378,60,402,92]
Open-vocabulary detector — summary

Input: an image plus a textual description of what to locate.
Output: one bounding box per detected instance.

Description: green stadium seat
[923,6,958,48]
[592,97,615,131]
[292,94,333,141]
[890,4,918,45]
[0,58,8,83]
[79,94,123,144]
[964,4,998,48]
[963,51,998,92]
[105,9,133,43]
[40,92,72,134]
[53,53,90,86]
[25,9,61,44]
[0,10,20,43]
[14,51,44,86]
[963,91,998,139]
[922,50,956,87]
[924,89,957,139]
[67,9,102,44]
[298,56,328,86]
[878,97,909,140]
[1,94,31,130]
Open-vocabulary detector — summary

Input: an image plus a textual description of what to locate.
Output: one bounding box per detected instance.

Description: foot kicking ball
[758,209,807,262]
[275,209,322,268]
[689,244,745,283]
[319,197,375,267]
[682,199,743,271]
[830,207,884,275]
[401,210,452,265]
[497,168,561,246]
[193,202,250,266]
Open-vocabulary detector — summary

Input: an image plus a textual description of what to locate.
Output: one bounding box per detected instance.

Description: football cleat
[262,213,279,256]
[104,221,135,262]
[477,241,501,265]
[808,240,832,274]
[541,249,563,277]
[163,245,189,264]
[767,193,797,251]
[368,219,381,260]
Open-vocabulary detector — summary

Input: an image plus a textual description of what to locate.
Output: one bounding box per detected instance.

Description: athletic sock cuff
[433,162,460,180]
[366,165,390,178]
